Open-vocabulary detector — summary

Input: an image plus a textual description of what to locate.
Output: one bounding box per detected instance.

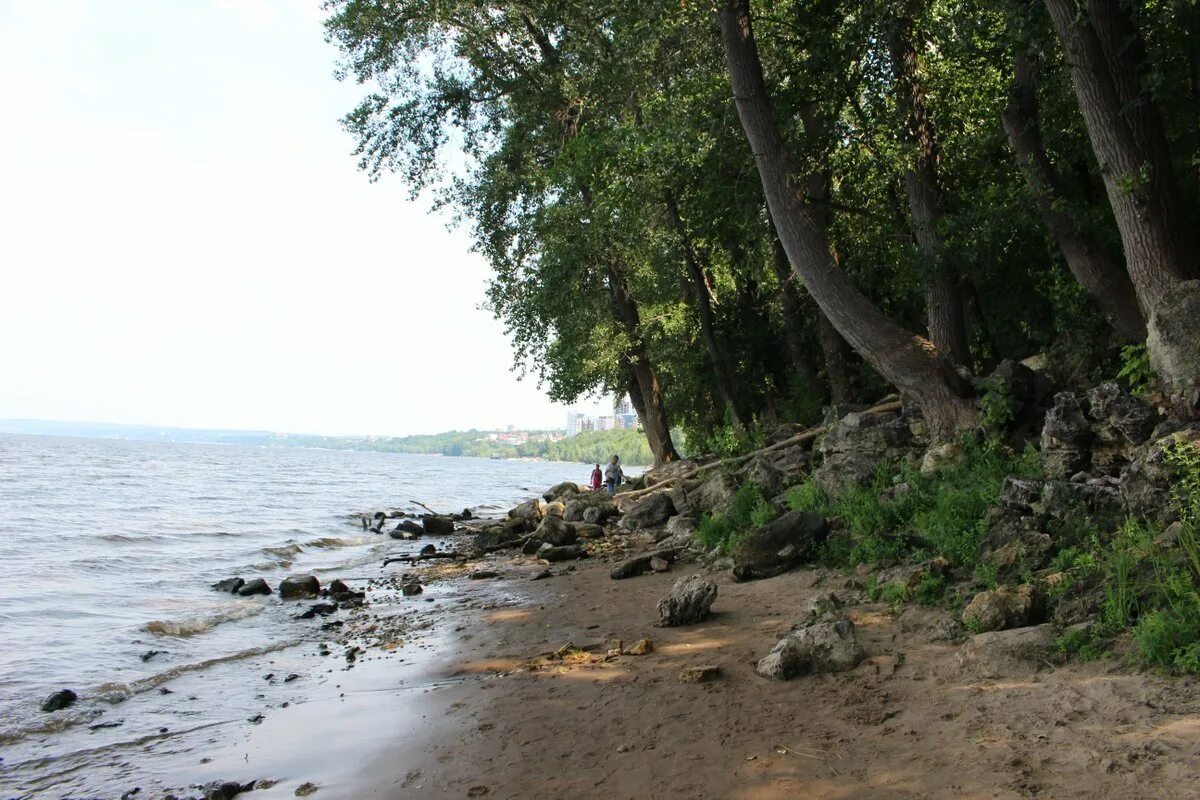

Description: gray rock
[731,510,828,581]
[569,522,605,540]
[962,584,1045,632]
[657,575,718,626]
[1147,278,1200,406]
[534,515,577,547]
[665,515,698,539]
[278,576,320,600]
[237,578,271,596]
[678,665,722,684]
[422,515,455,536]
[740,456,784,498]
[621,492,677,530]
[1040,392,1093,479]
[538,544,587,562]
[41,689,78,712]
[756,616,864,679]
[202,781,253,800]
[509,498,544,523]
[956,624,1056,678]
[813,411,915,498]
[211,577,244,594]
[919,441,965,476]
[390,520,423,538]
[564,493,617,523]
[473,527,524,553]
[543,481,581,503]
[610,549,679,579]
[401,581,423,596]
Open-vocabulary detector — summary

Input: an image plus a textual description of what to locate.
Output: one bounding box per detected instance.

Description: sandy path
[342,544,1200,800]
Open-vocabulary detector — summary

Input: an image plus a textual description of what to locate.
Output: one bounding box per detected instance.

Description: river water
[0,433,608,797]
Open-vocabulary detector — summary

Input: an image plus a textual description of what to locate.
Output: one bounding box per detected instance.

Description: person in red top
[589,464,603,491]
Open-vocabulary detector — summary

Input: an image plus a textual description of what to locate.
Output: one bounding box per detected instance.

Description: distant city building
[618,413,639,430]
[596,415,614,431]
[566,412,586,437]
[614,395,632,416]
[581,417,595,432]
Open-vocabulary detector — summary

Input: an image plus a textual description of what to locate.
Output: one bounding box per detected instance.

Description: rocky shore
[35,369,1200,799]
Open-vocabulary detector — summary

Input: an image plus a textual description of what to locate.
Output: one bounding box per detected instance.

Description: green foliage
[978,377,1017,437]
[695,481,778,553]
[1117,344,1154,397]
[785,439,1040,570]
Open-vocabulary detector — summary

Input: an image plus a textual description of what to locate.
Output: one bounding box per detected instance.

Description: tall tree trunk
[717,0,976,440]
[770,235,831,402]
[1044,0,1199,316]
[1002,49,1146,340]
[888,16,973,368]
[665,194,748,432]
[606,261,680,464]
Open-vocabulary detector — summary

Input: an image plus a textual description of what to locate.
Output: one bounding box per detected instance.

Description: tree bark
[1002,49,1146,340]
[606,261,680,464]
[665,193,748,432]
[1044,0,1199,316]
[717,0,976,440]
[888,17,973,368]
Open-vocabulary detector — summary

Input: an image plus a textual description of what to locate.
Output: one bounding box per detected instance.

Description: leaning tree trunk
[1044,0,1198,315]
[606,261,680,464]
[717,0,976,440]
[665,194,749,432]
[1002,49,1145,341]
[888,17,973,368]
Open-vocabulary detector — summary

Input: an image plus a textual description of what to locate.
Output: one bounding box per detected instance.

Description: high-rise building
[566,412,586,437]
[613,395,632,416]
[596,416,614,431]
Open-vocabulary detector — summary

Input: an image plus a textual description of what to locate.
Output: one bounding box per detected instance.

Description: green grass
[785,437,1041,571]
[695,481,779,553]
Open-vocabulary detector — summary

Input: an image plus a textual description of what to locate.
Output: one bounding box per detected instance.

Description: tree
[716,0,976,440]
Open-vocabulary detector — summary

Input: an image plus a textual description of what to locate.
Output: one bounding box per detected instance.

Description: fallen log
[619,399,903,502]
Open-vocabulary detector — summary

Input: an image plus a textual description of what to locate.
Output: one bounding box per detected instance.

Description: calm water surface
[0,433,608,796]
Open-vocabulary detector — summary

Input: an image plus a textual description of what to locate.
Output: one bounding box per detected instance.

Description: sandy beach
[145,518,1200,800]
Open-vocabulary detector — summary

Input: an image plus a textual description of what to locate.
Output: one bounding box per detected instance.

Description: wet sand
[18,530,1200,799]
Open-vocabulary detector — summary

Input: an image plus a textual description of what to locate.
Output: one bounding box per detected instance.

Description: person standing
[604,455,624,495]
[590,463,603,491]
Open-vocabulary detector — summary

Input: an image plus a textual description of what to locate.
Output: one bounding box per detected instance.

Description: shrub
[695,481,778,553]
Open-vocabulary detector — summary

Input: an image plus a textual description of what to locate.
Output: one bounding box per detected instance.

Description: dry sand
[326,539,1200,800]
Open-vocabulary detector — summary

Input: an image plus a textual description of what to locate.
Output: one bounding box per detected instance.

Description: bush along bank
[604,359,1200,675]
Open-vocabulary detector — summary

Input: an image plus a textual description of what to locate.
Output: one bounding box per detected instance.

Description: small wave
[261,542,304,557]
[143,602,264,637]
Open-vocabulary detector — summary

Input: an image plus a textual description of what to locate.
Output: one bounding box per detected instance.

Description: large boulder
[731,510,828,581]
[569,522,606,540]
[422,515,455,536]
[41,689,78,712]
[543,481,581,503]
[537,544,587,563]
[390,520,424,538]
[278,575,320,600]
[1040,392,1093,479]
[919,441,965,476]
[1120,426,1200,523]
[610,549,679,579]
[657,575,718,626]
[962,584,1045,632]
[812,410,916,498]
[756,616,864,680]
[472,526,524,553]
[237,578,271,596]
[739,456,784,498]
[621,492,677,531]
[674,472,739,517]
[956,624,1056,678]
[533,515,577,547]
[212,577,244,594]
[1147,279,1200,407]
[509,498,544,523]
[563,492,618,523]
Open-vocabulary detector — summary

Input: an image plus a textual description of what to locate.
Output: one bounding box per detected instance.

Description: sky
[0,0,609,436]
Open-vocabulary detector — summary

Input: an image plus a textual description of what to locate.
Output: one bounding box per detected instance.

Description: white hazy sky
[0,0,607,436]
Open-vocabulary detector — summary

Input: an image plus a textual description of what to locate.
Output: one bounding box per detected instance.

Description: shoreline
[10,472,1200,799]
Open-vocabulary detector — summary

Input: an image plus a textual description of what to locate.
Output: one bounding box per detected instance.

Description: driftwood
[410,500,441,516]
[382,552,463,568]
[619,399,903,502]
